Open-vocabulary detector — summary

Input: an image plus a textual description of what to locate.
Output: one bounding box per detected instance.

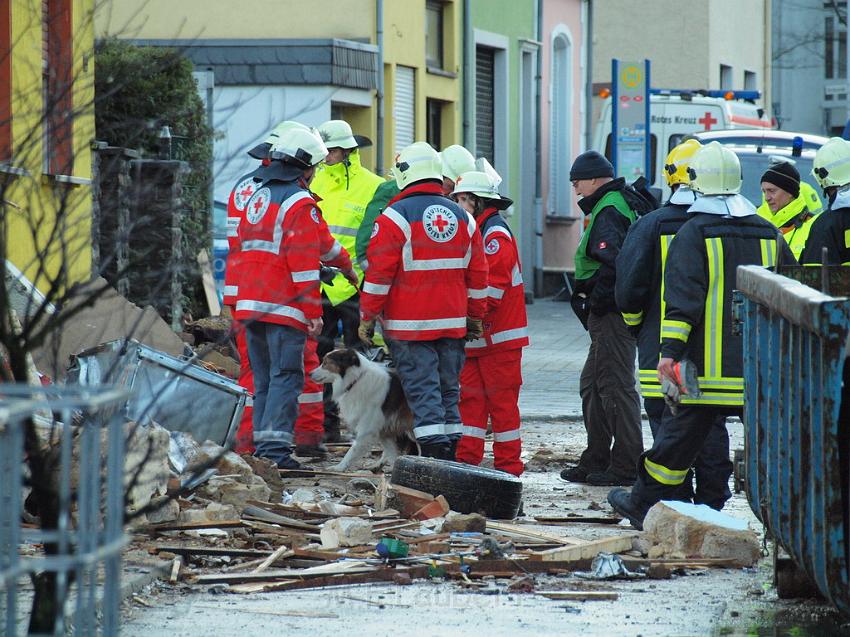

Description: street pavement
[519,297,588,420]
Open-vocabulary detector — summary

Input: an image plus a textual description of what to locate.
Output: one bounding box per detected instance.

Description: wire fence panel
[0,385,129,636]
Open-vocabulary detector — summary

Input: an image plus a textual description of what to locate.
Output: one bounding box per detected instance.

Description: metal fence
[0,385,129,636]
[736,265,850,615]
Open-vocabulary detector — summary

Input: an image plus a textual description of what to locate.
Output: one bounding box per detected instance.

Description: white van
[593,90,773,199]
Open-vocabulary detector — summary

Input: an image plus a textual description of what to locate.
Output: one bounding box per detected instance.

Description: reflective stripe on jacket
[360,182,488,341]
[660,211,796,406]
[465,208,529,356]
[235,179,323,331]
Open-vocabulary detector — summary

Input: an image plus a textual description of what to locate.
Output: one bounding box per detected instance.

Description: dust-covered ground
[119,419,850,637]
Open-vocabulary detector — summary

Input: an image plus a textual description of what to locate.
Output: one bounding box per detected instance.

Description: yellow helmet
[687,141,742,196]
[812,137,850,189]
[664,139,702,187]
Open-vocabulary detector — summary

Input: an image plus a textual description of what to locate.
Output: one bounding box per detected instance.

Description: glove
[570,293,590,330]
[319,266,339,284]
[358,318,376,346]
[661,376,682,415]
[465,317,484,342]
[342,268,360,287]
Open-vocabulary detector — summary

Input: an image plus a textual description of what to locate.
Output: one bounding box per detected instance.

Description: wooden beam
[536,591,618,601]
[528,534,639,562]
[153,545,272,558]
[485,521,584,546]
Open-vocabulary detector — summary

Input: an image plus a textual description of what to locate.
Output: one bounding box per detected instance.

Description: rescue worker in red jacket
[358,142,489,459]
[225,123,357,457]
[452,167,528,476]
[234,126,330,469]
[225,121,307,453]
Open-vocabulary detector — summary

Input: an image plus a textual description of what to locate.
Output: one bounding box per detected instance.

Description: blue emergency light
[650,88,761,101]
[792,135,803,157]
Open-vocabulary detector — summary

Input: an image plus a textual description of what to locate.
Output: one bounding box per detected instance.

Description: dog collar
[344,375,361,392]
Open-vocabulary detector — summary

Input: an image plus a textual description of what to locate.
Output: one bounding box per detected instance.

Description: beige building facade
[591,1,771,116]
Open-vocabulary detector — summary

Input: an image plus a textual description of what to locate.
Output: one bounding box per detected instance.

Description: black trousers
[632,403,737,515]
[317,293,361,433]
[316,292,361,359]
[644,398,732,509]
[577,311,644,478]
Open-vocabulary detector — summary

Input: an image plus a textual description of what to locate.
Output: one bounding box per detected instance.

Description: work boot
[586,470,635,487]
[322,396,349,443]
[559,465,591,483]
[420,441,453,460]
[294,443,328,459]
[447,436,460,460]
[607,488,647,531]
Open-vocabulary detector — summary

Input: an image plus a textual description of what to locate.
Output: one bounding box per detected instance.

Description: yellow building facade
[3,0,95,289]
[96,0,463,178]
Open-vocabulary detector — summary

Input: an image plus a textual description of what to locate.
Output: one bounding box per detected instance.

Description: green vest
[574,191,636,280]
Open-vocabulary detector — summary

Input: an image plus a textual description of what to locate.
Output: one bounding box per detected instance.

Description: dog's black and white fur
[311,348,416,472]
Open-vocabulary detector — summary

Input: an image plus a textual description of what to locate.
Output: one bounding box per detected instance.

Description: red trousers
[456,348,524,476]
[234,326,255,453]
[232,325,324,452]
[294,338,324,447]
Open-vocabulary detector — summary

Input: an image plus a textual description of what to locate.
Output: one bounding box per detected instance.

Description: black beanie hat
[761,161,800,199]
[569,150,615,181]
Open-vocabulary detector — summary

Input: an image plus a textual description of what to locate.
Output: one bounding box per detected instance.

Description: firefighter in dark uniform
[560,150,643,487]
[801,136,850,265]
[608,142,796,529]
[616,139,737,508]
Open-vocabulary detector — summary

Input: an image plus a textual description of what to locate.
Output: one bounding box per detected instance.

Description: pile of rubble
[130,436,761,600]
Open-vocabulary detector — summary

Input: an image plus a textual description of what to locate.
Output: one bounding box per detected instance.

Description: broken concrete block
[291,488,318,503]
[642,501,760,567]
[218,479,271,512]
[205,502,238,521]
[320,518,373,549]
[443,511,486,533]
[146,498,180,524]
[241,455,285,501]
[178,508,213,525]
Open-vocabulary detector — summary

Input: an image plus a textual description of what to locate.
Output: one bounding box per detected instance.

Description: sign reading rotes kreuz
[246,187,271,225]
[233,178,258,211]
[422,205,458,243]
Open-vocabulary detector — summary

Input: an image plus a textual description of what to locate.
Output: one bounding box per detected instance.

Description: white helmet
[439,144,476,181]
[392,142,443,190]
[270,127,329,168]
[453,170,513,210]
[248,121,310,159]
[317,119,372,150]
[687,141,742,196]
[812,137,850,189]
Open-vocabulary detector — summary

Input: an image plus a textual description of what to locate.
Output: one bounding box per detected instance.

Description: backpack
[622,176,659,216]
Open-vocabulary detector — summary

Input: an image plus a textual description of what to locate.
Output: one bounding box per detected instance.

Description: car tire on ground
[391,456,523,520]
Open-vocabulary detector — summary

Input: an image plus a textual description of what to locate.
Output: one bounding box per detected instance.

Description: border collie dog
[311,348,416,472]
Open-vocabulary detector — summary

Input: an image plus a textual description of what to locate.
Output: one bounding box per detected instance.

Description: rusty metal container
[736,265,850,614]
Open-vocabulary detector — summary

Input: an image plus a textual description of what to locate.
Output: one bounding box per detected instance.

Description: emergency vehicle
[593,89,773,198]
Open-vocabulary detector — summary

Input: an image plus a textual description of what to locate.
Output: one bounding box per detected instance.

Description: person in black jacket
[615,140,731,508]
[560,151,643,487]
[800,136,850,265]
[608,142,796,529]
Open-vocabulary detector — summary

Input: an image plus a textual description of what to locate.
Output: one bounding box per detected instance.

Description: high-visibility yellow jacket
[756,182,822,260]
[311,152,383,305]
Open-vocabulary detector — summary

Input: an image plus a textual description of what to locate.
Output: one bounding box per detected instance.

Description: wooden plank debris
[253,545,294,574]
[485,521,584,546]
[528,534,639,562]
[169,556,183,584]
[153,545,272,558]
[536,590,619,601]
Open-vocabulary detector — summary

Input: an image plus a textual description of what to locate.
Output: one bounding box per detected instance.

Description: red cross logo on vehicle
[699,112,718,130]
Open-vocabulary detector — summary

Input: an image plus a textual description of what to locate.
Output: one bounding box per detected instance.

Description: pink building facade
[540,0,587,293]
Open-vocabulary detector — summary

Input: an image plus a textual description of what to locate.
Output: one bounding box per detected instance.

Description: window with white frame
[550,29,573,216]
